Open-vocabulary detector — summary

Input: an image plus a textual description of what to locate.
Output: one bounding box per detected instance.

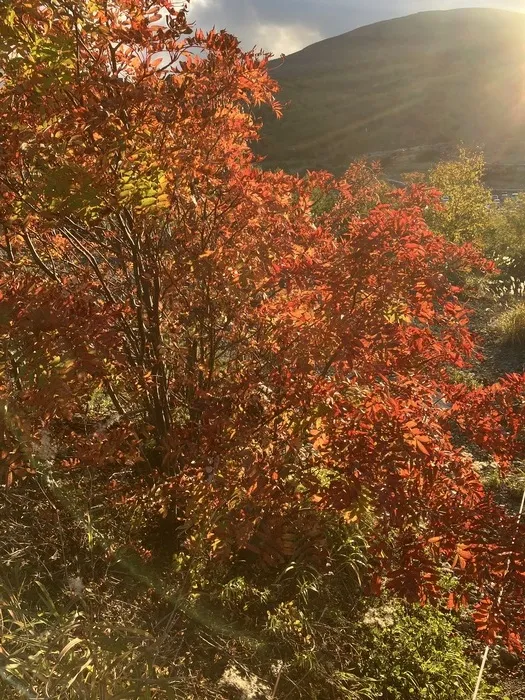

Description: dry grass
[495,302,525,347]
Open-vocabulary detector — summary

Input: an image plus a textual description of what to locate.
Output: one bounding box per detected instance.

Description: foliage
[1,0,525,667]
[357,602,505,699]
[427,148,493,244]
[484,194,525,261]
[0,578,182,699]
[0,479,506,699]
[483,194,525,299]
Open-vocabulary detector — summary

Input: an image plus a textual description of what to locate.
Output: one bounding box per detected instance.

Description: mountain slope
[258,9,525,174]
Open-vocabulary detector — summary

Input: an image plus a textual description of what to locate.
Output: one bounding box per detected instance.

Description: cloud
[252,23,323,56]
[187,0,325,56]
[187,0,525,55]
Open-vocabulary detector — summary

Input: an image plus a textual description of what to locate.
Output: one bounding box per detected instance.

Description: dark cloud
[188,0,525,55]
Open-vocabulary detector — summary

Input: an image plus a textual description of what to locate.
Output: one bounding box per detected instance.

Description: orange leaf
[415,439,430,456]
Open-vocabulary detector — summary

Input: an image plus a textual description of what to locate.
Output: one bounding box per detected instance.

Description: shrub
[2,0,525,661]
[357,602,506,699]
[427,148,493,243]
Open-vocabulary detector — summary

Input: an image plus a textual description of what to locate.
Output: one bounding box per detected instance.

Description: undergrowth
[0,471,507,699]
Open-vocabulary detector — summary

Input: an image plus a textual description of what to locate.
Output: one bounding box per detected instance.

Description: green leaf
[140,197,157,208]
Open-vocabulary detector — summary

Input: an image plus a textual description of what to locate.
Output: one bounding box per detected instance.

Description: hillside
[258,8,525,176]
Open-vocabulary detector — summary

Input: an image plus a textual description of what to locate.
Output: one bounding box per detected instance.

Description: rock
[219,664,272,700]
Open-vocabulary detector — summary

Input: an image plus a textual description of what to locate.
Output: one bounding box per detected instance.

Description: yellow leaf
[157,193,170,208]
[343,511,358,523]
[199,249,215,258]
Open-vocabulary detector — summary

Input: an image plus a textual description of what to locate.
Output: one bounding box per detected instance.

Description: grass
[495,302,525,348]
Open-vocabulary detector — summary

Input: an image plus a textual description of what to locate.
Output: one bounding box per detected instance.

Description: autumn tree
[428,148,492,243]
[1,0,525,653]
[483,192,525,286]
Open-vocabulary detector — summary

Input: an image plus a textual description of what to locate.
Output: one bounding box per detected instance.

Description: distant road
[385,179,525,200]
[385,179,407,188]
[491,189,525,196]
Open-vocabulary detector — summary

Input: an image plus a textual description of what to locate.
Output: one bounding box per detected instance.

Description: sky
[188,1,525,56]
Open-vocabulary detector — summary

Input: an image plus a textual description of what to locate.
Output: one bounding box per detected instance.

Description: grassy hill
[258,8,525,178]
